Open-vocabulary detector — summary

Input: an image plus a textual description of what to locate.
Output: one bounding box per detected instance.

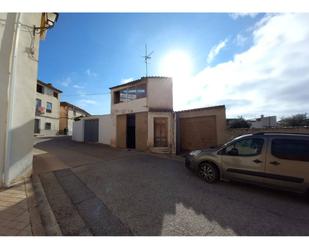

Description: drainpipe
[3,13,21,187]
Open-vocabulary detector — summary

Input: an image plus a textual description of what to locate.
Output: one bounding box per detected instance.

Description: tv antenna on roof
[143,44,154,77]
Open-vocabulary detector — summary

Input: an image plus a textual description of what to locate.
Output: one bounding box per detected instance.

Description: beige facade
[35,80,62,136]
[59,102,90,135]
[0,13,56,187]
[72,77,227,155]
[110,77,174,153]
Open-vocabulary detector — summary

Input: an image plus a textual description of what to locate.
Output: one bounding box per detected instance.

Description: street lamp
[33,13,59,36]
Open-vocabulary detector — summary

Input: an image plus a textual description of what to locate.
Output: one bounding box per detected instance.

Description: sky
[38,13,309,119]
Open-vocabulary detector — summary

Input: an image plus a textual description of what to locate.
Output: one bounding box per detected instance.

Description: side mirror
[228,147,239,156]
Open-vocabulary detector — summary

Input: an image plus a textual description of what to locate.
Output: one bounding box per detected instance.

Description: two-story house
[34,80,62,136]
[72,76,226,154]
[59,101,90,135]
[110,76,173,153]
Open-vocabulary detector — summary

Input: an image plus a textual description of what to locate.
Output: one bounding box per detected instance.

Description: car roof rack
[253,132,309,136]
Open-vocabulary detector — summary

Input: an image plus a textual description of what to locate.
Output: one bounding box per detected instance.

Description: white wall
[72,120,84,142]
[147,77,173,111]
[98,115,113,145]
[35,86,60,136]
[35,116,59,136]
[0,13,42,187]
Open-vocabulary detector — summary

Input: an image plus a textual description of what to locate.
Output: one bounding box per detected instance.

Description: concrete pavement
[33,136,309,235]
[0,178,44,236]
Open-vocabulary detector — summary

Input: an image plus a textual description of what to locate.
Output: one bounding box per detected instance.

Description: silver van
[185,132,309,194]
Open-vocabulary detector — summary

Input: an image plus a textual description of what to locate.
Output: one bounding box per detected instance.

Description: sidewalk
[0,178,44,236]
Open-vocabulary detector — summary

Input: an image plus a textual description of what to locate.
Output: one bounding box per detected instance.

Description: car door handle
[270,161,280,165]
[253,159,262,164]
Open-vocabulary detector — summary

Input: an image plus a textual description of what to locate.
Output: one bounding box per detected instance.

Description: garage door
[180,115,217,152]
[84,119,99,142]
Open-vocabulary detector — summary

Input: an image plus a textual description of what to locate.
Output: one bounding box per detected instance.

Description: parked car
[185,132,309,194]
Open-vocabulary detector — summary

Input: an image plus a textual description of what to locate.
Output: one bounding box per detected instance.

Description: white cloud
[60,77,72,87]
[207,39,228,64]
[235,33,248,46]
[85,69,97,77]
[73,84,84,89]
[121,78,134,84]
[175,13,309,119]
[229,13,258,20]
[80,99,97,105]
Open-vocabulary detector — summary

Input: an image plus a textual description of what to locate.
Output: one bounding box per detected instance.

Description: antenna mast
[143,44,154,77]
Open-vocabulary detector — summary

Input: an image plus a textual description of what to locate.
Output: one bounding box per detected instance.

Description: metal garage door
[84,119,99,142]
[180,116,217,152]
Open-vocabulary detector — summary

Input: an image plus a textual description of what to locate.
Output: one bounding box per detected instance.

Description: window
[73,109,76,116]
[271,139,309,162]
[36,98,42,108]
[224,138,264,156]
[114,83,147,104]
[45,122,51,130]
[46,88,53,96]
[46,102,52,113]
[36,84,44,93]
[119,88,128,103]
[136,84,146,98]
[53,91,58,98]
[127,86,137,101]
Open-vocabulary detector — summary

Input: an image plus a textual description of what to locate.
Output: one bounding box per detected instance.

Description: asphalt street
[34,136,309,235]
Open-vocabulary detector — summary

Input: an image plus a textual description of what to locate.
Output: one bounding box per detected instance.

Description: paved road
[34,136,309,235]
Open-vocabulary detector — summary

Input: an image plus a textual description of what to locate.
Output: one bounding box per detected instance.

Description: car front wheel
[199,162,219,183]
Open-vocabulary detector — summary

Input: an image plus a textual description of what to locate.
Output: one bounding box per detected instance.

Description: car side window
[224,138,264,156]
[271,138,309,162]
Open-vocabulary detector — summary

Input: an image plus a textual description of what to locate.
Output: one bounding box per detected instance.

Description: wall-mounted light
[33,13,59,36]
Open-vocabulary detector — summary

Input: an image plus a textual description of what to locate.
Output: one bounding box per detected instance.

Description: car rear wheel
[199,162,219,183]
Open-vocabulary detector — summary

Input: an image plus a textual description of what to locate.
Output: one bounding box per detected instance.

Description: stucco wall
[35,116,59,136]
[0,13,42,187]
[59,105,67,132]
[98,115,113,145]
[60,106,87,135]
[35,88,60,136]
[72,120,84,142]
[111,98,148,115]
[147,77,173,111]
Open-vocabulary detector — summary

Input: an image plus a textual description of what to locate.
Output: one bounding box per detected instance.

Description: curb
[31,175,62,236]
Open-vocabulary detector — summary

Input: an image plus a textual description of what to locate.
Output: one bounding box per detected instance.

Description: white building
[72,77,226,154]
[249,115,277,128]
[35,80,62,136]
[0,13,58,187]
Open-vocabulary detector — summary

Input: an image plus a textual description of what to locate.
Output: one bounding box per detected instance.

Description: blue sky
[38,13,309,118]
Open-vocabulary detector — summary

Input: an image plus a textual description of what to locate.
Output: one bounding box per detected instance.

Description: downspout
[3,13,21,187]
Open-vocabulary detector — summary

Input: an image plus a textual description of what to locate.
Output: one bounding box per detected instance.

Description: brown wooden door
[180,116,217,152]
[136,112,148,150]
[154,117,168,147]
[117,115,127,148]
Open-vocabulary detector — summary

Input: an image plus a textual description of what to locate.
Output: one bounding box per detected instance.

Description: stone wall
[225,127,309,142]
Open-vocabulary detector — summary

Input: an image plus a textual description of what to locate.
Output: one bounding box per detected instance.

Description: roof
[60,101,91,116]
[37,79,62,93]
[175,105,226,113]
[109,76,172,90]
